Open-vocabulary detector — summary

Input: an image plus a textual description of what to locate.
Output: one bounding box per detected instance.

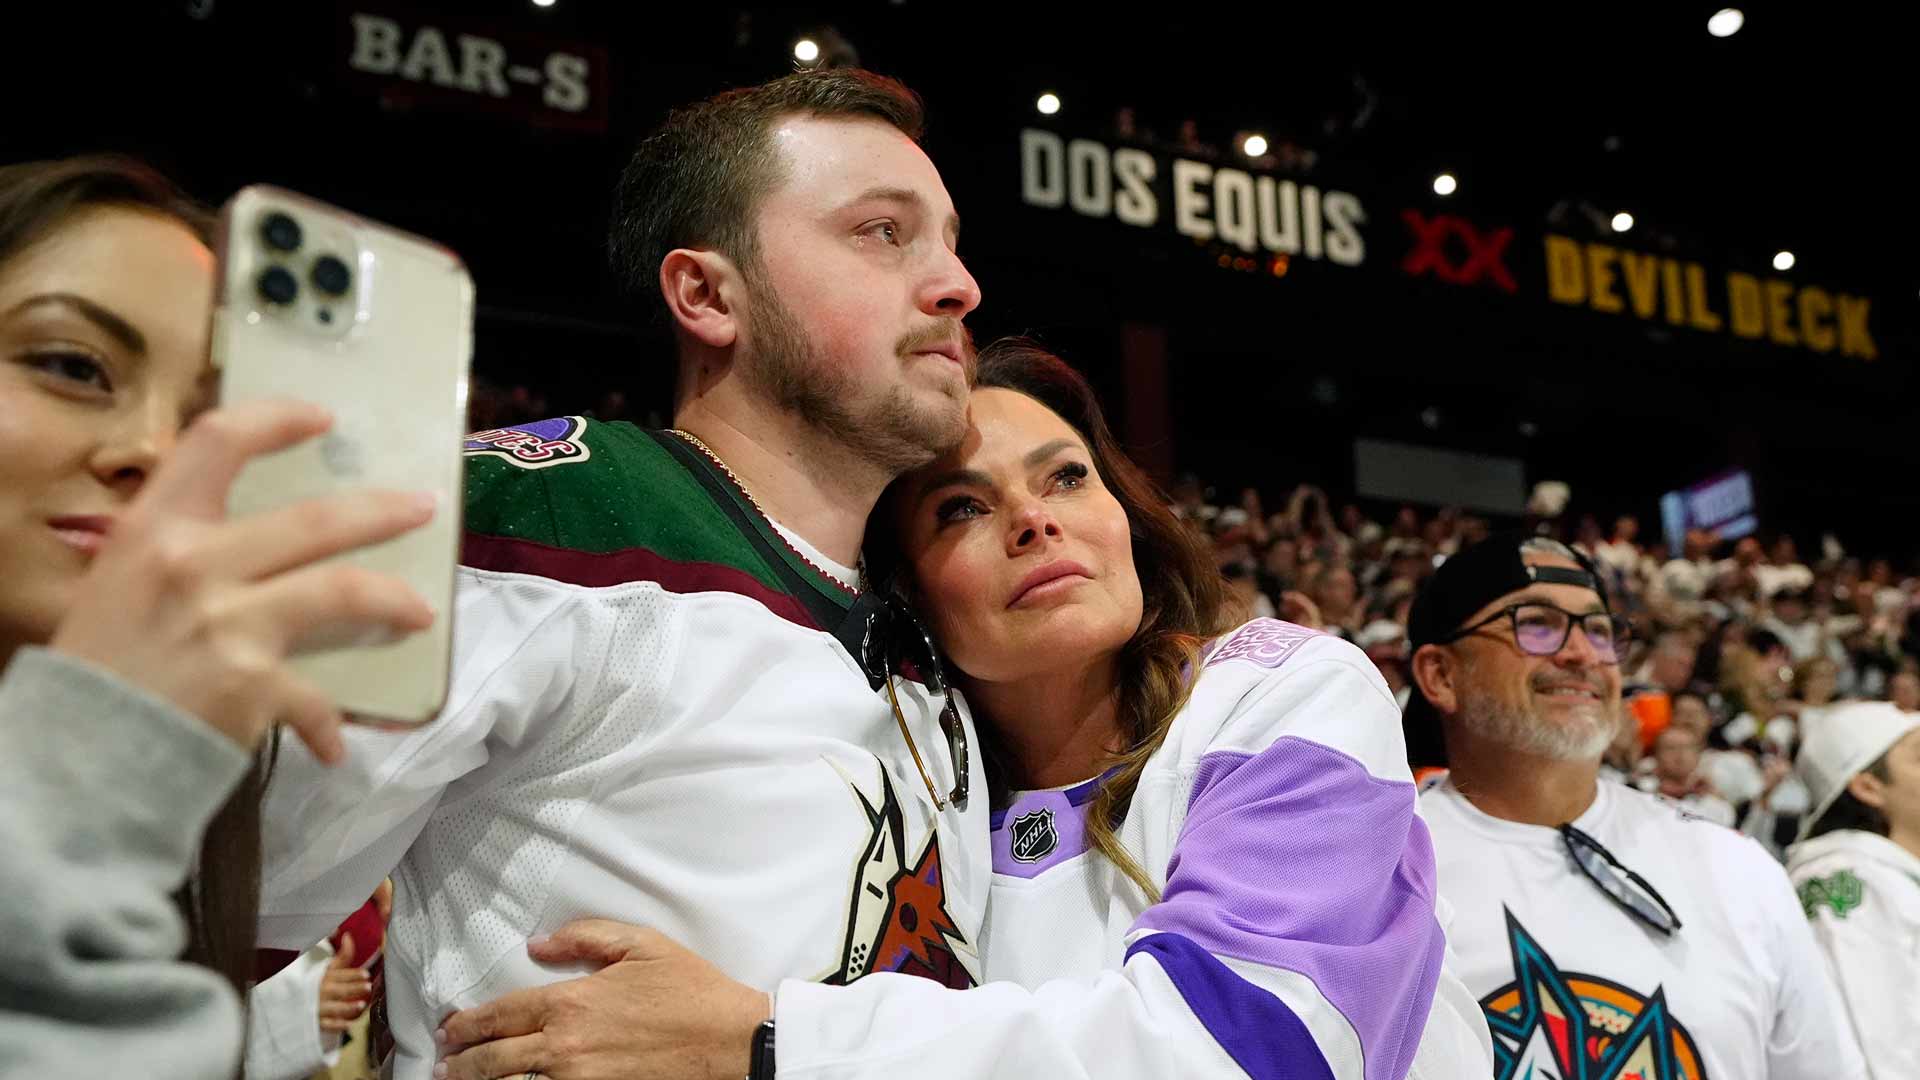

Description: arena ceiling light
[1241,134,1269,157]
[1773,250,1796,271]
[531,0,556,6]
[1432,173,1458,196]
[1611,211,1635,233]
[1707,8,1745,37]
[793,38,821,63]
[1035,92,1061,116]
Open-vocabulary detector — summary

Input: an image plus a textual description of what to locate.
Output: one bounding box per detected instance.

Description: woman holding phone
[0,155,438,1078]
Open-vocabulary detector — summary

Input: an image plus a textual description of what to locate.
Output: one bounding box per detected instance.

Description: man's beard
[1456,662,1617,762]
[740,269,972,476]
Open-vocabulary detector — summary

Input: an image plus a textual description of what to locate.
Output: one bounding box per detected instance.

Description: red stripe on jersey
[462,532,822,632]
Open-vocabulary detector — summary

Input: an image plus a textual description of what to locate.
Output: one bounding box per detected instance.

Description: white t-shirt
[1422,777,1867,1079]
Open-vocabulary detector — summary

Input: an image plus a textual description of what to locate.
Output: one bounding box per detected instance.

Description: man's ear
[660,248,740,349]
[1412,643,1460,716]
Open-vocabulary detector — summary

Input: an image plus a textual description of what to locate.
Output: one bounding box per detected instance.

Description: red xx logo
[1401,211,1517,293]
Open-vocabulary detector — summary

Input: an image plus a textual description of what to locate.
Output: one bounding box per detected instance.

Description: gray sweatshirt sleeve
[0,646,253,1079]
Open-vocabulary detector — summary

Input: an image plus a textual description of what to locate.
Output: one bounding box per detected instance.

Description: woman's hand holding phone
[49,399,438,765]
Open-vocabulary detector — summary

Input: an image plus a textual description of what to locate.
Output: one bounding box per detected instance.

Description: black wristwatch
[747,1018,776,1080]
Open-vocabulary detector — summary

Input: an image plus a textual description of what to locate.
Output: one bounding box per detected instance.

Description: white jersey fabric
[1423,776,1868,1080]
[259,421,989,1079]
[778,620,1493,1079]
[1785,830,1920,1080]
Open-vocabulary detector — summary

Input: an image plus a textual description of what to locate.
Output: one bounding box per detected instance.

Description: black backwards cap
[1402,531,1608,768]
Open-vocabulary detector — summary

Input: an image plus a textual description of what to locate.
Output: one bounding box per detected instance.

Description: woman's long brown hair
[870,338,1232,899]
[0,155,264,999]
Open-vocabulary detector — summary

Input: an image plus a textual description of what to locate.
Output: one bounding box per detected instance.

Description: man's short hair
[609,68,925,318]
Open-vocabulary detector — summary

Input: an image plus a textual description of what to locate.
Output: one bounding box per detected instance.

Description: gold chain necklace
[667,428,861,596]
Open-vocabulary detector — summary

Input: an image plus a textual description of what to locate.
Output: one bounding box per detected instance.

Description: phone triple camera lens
[261,212,303,253]
[257,266,298,305]
[311,255,352,297]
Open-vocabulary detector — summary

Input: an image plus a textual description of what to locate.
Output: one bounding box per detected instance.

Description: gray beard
[740,270,965,477]
[1456,684,1616,762]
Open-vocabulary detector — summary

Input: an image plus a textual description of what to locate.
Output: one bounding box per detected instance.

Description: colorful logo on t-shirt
[1480,909,1710,1080]
[1797,869,1864,919]
[463,415,592,469]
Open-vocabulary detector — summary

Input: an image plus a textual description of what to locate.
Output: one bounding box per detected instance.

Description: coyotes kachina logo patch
[826,762,976,989]
[1010,808,1059,863]
[1480,910,1710,1080]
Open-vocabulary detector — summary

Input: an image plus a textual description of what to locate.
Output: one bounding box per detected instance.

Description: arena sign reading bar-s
[343,11,606,132]
[1018,129,1368,268]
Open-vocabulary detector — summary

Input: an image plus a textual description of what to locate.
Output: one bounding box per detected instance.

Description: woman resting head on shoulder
[870,336,1229,894]
[867,337,1491,1079]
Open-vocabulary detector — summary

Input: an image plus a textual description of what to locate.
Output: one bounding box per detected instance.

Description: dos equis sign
[1017,129,1369,269]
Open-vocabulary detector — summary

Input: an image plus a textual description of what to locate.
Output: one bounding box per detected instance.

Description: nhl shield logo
[1010,808,1059,863]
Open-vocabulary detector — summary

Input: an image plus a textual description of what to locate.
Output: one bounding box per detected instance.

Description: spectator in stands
[1286,484,1347,564]
[1764,587,1844,666]
[1356,618,1412,707]
[1572,514,1605,558]
[1307,561,1361,639]
[1219,560,1275,623]
[1795,656,1842,715]
[1634,631,1699,696]
[1593,515,1641,581]
[1788,703,1920,1079]
[1656,528,1718,618]
[1406,532,1867,1078]
[1645,726,1736,826]
[1671,691,1714,740]
[1256,534,1300,599]
[1758,535,1815,599]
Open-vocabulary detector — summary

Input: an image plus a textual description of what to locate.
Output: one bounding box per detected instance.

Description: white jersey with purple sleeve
[776,619,1492,1079]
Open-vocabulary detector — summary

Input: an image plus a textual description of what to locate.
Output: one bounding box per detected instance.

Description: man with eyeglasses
[1404,533,1867,1080]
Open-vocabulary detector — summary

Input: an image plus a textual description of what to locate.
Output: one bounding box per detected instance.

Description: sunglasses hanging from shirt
[1559,823,1684,937]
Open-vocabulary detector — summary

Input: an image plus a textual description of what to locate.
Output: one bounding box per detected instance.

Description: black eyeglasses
[1559,823,1683,937]
[1445,602,1630,664]
[851,593,970,812]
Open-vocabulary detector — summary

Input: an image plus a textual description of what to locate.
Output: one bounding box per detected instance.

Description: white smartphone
[210,185,473,724]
